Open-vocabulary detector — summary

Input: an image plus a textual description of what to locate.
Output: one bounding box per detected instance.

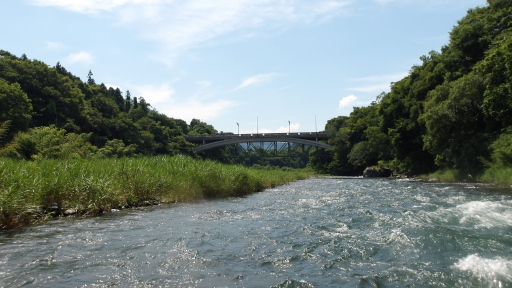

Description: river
[1,177,511,287]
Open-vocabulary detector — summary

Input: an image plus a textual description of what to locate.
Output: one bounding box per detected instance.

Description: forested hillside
[1,0,511,178]
[0,51,315,168]
[0,50,221,159]
[310,0,512,179]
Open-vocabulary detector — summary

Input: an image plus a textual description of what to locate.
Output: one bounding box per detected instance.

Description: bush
[489,126,512,167]
[0,125,95,160]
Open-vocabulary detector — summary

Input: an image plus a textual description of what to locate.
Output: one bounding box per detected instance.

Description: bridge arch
[192,136,331,153]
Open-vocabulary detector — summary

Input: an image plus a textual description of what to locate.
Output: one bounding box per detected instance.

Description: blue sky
[1,0,487,134]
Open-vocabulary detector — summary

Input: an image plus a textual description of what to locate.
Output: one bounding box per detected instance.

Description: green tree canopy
[0,79,32,142]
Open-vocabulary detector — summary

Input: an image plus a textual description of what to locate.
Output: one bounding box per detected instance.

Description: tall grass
[0,155,312,229]
[425,169,463,182]
[478,166,512,186]
[423,166,512,186]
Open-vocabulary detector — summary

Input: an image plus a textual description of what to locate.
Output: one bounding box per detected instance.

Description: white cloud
[350,72,408,83]
[371,0,486,12]
[132,83,175,105]
[131,82,237,122]
[46,41,65,49]
[32,0,350,64]
[275,122,301,133]
[373,0,400,4]
[31,0,140,14]
[347,84,391,93]
[339,95,357,109]
[162,98,237,123]
[62,51,94,66]
[234,73,278,90]
[105,84,122,90]
[348,72,408,93]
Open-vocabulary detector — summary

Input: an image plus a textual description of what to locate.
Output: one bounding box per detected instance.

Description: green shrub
[489,126,512,167]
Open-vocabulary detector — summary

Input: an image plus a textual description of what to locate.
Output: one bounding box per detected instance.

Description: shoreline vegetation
[2,1,512,229]
[0,156,313,230]
[419,167,512,186]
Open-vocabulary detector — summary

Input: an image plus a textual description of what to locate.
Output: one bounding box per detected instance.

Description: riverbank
[418,167,512,187]
[0,155,313,230]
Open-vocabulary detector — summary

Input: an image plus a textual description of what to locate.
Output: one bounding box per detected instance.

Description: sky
[1,0,488,134]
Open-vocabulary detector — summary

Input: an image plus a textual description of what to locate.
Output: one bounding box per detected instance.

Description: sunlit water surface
[1,178,512,287]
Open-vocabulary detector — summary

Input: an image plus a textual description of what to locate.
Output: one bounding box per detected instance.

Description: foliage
[0,79,32,142]
[0,121,11,145]
[421,73,488,173]
[188,118,217,135]
[0,50,200,157]
[96,139,138,158]
[310,103,392,175]
[479,166,512,185]
[489,126,512,167]
[311,0,512,178]
[0,126,95,160]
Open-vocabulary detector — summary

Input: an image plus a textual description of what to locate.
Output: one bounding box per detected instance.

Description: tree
[138,97,151,114]
[188,119,217,135]
[421,73,488,173]
[477,30,512,130]
[125,90,132,111]
[96,139,137,158]
[0,121,11,145]
[87,70,96,85]
[0,79,32,141]
[0,125,95,160]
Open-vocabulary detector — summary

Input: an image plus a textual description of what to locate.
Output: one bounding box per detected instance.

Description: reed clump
[0,155,312,229]
[423,167,512,186]
[478,166,512,186]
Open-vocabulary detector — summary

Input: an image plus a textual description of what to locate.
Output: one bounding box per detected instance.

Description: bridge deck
[185,132,330,153]
[185,132,328,143]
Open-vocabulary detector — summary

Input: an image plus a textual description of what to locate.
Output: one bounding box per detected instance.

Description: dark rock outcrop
[363,167,392,178]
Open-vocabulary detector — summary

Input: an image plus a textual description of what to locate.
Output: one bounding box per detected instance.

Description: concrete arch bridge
[185,132,331,156]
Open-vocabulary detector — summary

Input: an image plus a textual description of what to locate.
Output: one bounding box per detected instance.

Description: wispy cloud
[195,81,212,89]
[31,0,138,14]
[162,98,237,123]
[348,72,408,93]
[234,73,278,91]
[275,122,301,133]
[131,82,237,122]
[46,41,65,50]
[350,73,408,83]
[132,83,175,105]
[62,51,94,66]
[347,84,391,93]
[32,0,351,64]
[371,0,486,11]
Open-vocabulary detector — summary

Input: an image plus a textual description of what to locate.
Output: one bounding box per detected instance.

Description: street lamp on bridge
[288,120,290,135]
[236,122,239,136]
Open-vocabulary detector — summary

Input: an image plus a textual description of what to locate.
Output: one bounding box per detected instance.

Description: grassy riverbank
[421,167,512,186]
[0,155,313,229]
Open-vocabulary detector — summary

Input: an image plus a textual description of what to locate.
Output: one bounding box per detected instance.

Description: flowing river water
[1,177,512,287]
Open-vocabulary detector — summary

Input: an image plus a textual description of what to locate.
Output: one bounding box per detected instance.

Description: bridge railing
[186,132,327,139]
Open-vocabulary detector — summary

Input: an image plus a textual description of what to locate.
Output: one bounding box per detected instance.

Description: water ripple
[1,178,511,287]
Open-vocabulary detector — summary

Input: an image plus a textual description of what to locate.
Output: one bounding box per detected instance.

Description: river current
[1,177,512,287]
